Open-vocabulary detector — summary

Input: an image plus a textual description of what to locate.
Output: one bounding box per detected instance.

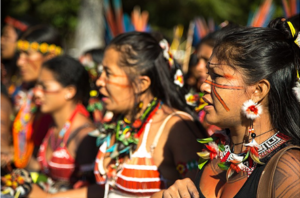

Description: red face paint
[223,73,235,80]
[204,80,243,90]
[204,79,243,112]
[104,79,132,88]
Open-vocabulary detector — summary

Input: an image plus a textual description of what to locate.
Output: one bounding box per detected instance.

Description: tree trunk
[73,0,105,58]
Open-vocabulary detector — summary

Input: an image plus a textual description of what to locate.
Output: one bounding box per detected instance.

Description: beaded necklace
[50,104,88,150]
[197,130,291,180]
[12,89,37,168]
[92,97,161,160]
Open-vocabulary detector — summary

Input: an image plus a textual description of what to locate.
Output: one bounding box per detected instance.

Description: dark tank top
[194,143,289,198]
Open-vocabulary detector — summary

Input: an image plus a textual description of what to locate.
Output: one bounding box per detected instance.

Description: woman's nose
[200,78,212,94]
[17,52,27,67]
[33,87,43,98]
[95,72,106,87]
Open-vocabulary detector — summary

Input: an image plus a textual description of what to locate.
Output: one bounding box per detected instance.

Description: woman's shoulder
[159,105,193,123]
[156,108,203,143]
[275,147,300,174]
[70,115,96,144]
[273,147,300,197]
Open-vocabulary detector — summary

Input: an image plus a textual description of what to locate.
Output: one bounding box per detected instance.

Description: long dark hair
[108,32,205,135]
[42,56,90,107]
[213,18,300,145]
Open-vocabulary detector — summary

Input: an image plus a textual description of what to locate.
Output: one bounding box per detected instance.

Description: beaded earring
[241,99,262,139]
[241,99,265,165]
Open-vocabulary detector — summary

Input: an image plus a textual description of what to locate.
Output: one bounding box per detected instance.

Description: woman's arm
[166,116,204,180]
[1,93,13,165]
[273,149,300,197]
[151,179,199,198]
[29,183,104,198]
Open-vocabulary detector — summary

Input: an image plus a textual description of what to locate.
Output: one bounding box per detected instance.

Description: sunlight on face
[200,55,251,128]
[34,68,67,113]
[96,47,135,114]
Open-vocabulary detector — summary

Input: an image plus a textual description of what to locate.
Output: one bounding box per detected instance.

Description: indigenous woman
[29,31,206,198]
[12,25,63,170]
[1,15,37,97]
[152,18,300,198]
[33,56,98,192]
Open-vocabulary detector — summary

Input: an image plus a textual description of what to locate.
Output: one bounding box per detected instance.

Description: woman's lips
[34,99,42,106]
[100,94,109,102]
[202,96,213,106]
[20,70,26,76]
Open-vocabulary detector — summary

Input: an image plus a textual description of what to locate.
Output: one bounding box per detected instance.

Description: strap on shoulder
[150,111,193,153]
[65,124,94,146]
[257,145,300,198]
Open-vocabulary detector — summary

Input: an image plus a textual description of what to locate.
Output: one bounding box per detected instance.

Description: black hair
[20,24,63,50]
[287,13,300,32]
[213,17,300,145]
[83,48,105,65]
[42,55,90,107]
[107,32,205,135]
[108,32,187,110]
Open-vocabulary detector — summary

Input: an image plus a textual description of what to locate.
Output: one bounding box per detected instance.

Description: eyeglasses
[33,85,62,94]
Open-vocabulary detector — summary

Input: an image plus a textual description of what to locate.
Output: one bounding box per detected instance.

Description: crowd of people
[1,11,299,198]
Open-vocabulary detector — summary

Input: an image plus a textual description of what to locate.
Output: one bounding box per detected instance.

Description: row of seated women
[1,17,300,198]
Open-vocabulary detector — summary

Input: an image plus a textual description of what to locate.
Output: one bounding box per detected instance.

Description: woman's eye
[213,73,222,78]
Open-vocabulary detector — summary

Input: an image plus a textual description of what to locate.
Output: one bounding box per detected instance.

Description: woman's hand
[162,178,199,198]
[28,184,48,198]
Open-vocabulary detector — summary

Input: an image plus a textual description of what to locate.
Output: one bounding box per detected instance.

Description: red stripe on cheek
[105,79,131,88]
[224,74,235,80]
[212,86,230,112]
[204,80,243,90]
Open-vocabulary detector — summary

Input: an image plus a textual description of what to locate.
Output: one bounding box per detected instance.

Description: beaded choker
[197,130,291,180]
[91,97,161,160]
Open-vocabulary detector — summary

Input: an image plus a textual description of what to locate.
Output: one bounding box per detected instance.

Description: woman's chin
[40,105,50,114]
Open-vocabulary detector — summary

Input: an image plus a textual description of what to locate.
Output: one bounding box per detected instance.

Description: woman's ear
[251,79,270,103]
[135,75,151,94]
[64,85,77,100]
[43,52,57,61]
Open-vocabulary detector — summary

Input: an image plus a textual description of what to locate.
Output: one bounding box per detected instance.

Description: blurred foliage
[2,0,285,42]
[2,0,80,40]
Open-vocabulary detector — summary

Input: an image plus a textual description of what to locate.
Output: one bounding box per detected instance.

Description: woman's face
[200,55,252,128]
[34,68,69,113]
[194,43,213,85]
[17,48,47,83]
[95,47,135,114]
[1,25,18,59]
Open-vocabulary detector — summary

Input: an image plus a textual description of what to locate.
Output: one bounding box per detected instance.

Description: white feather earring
[242,99,262,137]
[293,70,300,103]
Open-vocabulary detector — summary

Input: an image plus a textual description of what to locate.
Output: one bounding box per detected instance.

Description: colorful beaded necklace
[50,104,89,150]
[92,97,161,160]
[197,130,291,180]
[12,89,37,168]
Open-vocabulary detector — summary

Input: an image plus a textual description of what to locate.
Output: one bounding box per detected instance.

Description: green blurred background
[2,0,287,56]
